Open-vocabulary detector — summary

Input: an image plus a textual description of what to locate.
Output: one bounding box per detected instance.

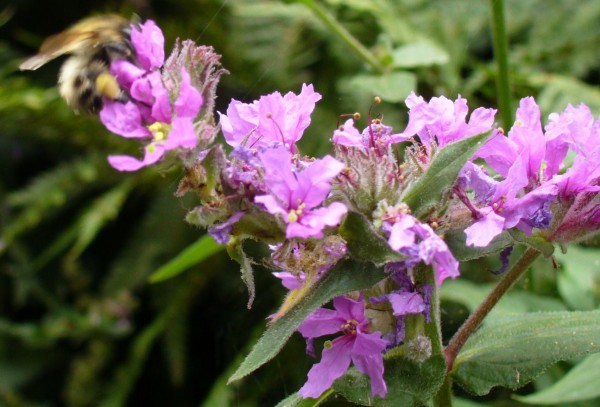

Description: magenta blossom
[254,147,348,239]
[297,296,388,399]
[219,84,321,152]
[388,92,496,148]
[99,19,203,171]
[381,206,459,286]
[461,159,558,247]
[332,119,363,148]
[103,68,203,171]
[332,119,394,149]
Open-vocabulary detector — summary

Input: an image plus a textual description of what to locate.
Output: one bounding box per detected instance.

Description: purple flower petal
[298,338,353,398]
[174,68,203,118]
[131,20,165,70]
[100,100,150,138]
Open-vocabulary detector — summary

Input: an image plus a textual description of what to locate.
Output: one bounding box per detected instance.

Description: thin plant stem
[422,267,452,407]
[443,248,541,371]
[298,0,386,74]
[490,0,513,128]
[434,375,453,407]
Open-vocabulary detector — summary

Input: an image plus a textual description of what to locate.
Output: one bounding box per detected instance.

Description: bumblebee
[19,14,134,114]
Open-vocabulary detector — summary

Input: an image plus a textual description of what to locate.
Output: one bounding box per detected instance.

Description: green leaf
[1,153,107,248]
[402,132,490,218]
[555,246,600,310]
[340,72,417,103]
[508,229,554,258]
[339,211,403,265]
[515,352,600,404]
[391,41,449,68]
[228,260,386,383]
[275,392,330,407]
[453,310,600,395]
[67,179,134,261]
[441,280,566,319]
[226,238,256,308]
[334,355,446,406]
[148,234,223,283]
[445,229,514,262]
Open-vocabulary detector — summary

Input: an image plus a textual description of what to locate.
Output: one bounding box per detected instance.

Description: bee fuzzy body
[20,14,134,114]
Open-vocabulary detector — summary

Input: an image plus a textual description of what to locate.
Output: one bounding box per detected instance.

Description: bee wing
[19,31,94,71]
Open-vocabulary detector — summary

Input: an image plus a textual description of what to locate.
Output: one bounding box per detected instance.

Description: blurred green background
[1,0,600,406]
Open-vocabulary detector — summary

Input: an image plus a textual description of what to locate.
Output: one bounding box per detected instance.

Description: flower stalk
[443,247,542,371]
[298,0,387,74]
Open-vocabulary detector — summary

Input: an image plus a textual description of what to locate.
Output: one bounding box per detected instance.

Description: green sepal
[445,229,514,262]
[333,354,446,406]
[340,211,403,265]
[402,131,491,218]
[226,238,256,308]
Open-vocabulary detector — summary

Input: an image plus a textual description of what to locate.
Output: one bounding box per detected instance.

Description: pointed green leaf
[340,72,417,103]
[514,352,600,404]
[453,310,600,395]
[67,179,134,261]
[445,229,514,262]
[226,238,256,308]
[392,41,449,68]
[441,280,566,318]
[228,260,386,383]
[556,246,600,310]
[148,234,223,283]
[340,211,403,265]
[275,392,330,407]
[334,355,446,406]
[402,132,491,217]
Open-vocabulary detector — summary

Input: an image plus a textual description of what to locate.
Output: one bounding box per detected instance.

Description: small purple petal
[100,100,150,139]
[131,20,165,70]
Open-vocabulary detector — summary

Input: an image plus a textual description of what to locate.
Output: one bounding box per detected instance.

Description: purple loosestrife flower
[219,84,321,153]
[254,147,348,239]
[332,119,394,150]
[540,103,600,243]
[99,20,203,171]
[208,211,245,244]
[297,296,388,399]
[388,92,496,149]
[475,98,546,181]
[332,119,363,148]
[379,203,459,286]
[457,98,600,246]
[461,159,558,247]
[103,68,203,171]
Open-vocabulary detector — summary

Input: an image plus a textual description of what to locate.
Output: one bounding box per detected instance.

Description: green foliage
[148,234,223,283]
[339,211,403,265]
[2,0,600,405]
[453,310,600,395]
[402,131,490,218]
[514,353,600,405]
[229,260,386,383]
[334,355,446,406]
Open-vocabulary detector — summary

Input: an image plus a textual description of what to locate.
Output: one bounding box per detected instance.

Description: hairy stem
[298,0,387,74]
[444,247,541,370]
